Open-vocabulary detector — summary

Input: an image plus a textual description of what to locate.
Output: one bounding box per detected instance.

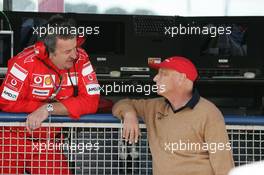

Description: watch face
[47,104,54,112]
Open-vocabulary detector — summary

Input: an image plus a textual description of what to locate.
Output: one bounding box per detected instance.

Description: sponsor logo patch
[82,72,98,85]
[1,86,19,101]
[31,74,55,88]
[67,76,78,86]
[4,74,23,92]
[10,63,28,81]
[86,84,100,95]
[82,62,93,76]
[61,73,78,86]
[32,88,50,96]
[44,76,52,86]
[34,76,43,84]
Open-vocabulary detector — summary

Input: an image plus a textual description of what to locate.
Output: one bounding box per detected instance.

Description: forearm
[123,110,138,119]
[49,102,69,116]
[60,95,99,119]
[112,99,138,119]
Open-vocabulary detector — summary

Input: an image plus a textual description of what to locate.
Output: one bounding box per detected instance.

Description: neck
[166,89,193,110]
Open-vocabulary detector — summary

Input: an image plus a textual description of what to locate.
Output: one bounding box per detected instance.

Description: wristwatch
[46,103,54,114]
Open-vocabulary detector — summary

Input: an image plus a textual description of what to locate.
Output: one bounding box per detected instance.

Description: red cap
[149,56,198,81]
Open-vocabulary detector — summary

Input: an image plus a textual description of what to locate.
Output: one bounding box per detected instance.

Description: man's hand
[26,105,49,132]
[122,111,141,144]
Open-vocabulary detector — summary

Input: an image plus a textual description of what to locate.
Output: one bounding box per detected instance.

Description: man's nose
[71,48,78,59]
[153,74,158,82]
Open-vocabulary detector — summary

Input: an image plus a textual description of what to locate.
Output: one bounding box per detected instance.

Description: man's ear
[174,73,186,87]
[181,73,187,80]
[49,51,56,59]
[178,73,186,85]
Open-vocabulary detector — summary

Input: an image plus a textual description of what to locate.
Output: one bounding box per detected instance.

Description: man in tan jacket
[112,56,234,175]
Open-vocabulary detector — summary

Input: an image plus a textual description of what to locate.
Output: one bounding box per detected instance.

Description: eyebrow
[65,47,76,52]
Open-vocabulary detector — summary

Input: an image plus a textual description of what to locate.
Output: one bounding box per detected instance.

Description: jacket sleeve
[204,105,235,175]
[60,52,100,119]
[0,56,44,112]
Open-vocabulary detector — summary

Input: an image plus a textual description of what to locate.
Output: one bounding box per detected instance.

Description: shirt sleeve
[0,57,44,112]
[60,54,100,119]
[204,105,235,175]
[112,98,155,121]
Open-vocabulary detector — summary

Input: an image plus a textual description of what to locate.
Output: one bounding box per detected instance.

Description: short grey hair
[41,14,77,54]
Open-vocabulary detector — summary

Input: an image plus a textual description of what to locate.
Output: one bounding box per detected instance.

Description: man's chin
[157,90,165,96]
[64,62,74,69]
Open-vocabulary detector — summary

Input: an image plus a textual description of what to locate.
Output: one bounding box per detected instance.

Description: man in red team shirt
[0,15,100,174]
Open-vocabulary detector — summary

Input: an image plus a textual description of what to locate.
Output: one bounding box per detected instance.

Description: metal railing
[0,112,264,174]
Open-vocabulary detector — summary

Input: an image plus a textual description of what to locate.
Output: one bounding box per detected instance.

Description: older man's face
[153,68,182,96]
[50,37,78,70]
